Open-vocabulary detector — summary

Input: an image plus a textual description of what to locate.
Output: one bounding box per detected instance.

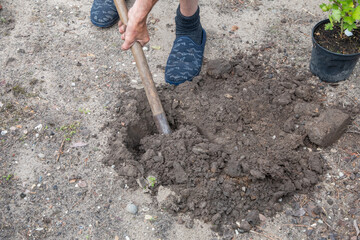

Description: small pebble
[10,126,16,131]
[327,199,334,205]
[38,153,45,159]
[1,130,8,136]
[78,180,87,188]
[306,229,313,236]
[339,172,344,178]
[125,236,130,240]
[20,193,26,198]
[71,83,76,87]
[142,46,149,51]
[34,124,43,131]
[126,203,138,215]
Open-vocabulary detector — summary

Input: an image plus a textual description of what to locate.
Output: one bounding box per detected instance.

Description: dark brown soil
[104,51,329,232]
[314,22,360,55]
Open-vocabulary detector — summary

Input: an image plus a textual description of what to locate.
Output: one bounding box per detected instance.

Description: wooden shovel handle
[113,0,171,135]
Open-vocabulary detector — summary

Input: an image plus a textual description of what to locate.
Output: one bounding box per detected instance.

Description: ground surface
[1,0,360,240]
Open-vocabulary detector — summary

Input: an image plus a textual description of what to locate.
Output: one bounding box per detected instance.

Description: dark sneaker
[90,0,119,28]
[165,29,206,85]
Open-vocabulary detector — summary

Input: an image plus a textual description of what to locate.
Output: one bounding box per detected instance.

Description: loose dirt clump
[104,51,329,232]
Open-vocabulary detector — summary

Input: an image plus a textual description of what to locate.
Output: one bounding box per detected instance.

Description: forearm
[131,0,158,22]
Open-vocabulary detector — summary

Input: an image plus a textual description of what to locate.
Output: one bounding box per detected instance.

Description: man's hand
[118,0,158,50]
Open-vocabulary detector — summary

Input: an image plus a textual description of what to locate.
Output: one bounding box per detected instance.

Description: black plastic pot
[310,19,360,83]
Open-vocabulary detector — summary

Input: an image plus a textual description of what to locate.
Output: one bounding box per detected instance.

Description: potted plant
[310,0,360,82]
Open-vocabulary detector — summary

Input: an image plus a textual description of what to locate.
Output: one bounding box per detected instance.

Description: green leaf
[353,6,360,20]
[325,22,334,30]
[347,23,356,31]
[332,9,342,22]
[320,3,329,11]
[344,16,354,25]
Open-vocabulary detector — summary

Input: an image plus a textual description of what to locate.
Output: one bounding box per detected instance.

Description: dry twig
[347,130,360,135]
[56,139,66,162]
[354,220,360,236]
[302,8,316,17]
[283,224,313,229]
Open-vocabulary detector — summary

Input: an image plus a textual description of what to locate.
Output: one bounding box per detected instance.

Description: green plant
[59,122,80,141]
[146,176,157,188]
[78,108,91,114]
[3,174,13,181]
[320,0,360,37]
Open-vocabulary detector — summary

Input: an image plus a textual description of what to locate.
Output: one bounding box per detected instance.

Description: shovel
[113,0,171,135]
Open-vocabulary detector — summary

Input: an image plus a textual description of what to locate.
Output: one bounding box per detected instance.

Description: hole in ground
[105,51,329,233]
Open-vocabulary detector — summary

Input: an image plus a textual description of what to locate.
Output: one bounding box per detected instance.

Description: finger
[121,37,135,50]
[121,34,125,40]
[119,25,126,34]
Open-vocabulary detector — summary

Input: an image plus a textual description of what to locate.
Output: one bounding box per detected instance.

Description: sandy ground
[1,0,360,239]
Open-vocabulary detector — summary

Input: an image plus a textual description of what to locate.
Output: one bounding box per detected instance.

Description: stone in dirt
[245,210,260,226]
[126,203,138,215]
[238,221,252,232]
[305,109,351,147]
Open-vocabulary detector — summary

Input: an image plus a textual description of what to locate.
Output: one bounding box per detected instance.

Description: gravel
[126,203,138,215]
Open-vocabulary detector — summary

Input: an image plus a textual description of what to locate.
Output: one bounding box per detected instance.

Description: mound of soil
[104,51,327,231]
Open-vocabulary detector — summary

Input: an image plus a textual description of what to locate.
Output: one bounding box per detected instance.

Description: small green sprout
[78,108,91,114]
[146,176,157,188]
[3,174,13,181]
